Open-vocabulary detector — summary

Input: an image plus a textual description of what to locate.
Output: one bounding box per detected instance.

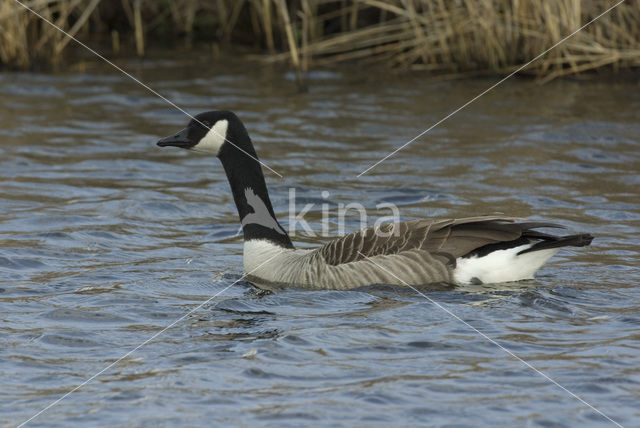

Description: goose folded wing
[317,215,559,267]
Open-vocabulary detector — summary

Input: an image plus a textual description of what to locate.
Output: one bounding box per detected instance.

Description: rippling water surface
[1,55,639,427]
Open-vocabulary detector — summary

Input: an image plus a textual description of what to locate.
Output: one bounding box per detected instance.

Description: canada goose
[157,110,593,289]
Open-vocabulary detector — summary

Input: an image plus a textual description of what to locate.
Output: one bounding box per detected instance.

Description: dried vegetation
[1,0,639,81]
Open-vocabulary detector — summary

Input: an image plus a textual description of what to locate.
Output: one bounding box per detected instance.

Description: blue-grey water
[1,55,639,427]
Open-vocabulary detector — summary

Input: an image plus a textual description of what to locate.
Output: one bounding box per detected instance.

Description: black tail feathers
[518,233,594,255]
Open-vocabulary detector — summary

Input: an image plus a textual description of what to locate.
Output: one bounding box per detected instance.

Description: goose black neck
[218,122,293,249]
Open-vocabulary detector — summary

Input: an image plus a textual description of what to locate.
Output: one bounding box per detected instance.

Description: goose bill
[157,127,194,148]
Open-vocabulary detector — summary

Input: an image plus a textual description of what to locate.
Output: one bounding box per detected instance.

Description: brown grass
[265,0,640,81]
[1,0,639,81]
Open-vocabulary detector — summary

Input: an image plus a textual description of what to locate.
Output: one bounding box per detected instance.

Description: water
[1,55,639,427]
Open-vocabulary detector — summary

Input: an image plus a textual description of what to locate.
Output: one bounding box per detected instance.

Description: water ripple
[0,60,638,427]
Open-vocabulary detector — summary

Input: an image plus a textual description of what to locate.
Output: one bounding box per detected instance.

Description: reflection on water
[0,56,639,426]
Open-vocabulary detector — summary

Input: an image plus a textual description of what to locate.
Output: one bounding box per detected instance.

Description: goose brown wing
[317,215,559,266]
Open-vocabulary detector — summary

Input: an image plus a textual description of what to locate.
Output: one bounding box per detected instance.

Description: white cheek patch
[193,119,228,154]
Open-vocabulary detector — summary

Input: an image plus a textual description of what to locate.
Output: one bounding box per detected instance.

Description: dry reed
[1,0,639,81]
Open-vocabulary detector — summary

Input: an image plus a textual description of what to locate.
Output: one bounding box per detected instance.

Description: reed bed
[1,0,639,81]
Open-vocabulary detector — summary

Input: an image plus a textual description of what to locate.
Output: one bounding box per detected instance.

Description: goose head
[156,110,294,249]
[157,110,247,156]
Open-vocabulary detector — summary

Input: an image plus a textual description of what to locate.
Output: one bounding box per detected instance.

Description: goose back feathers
[243,216,592,289]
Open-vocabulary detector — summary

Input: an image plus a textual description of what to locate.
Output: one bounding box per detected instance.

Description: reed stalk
[0,0,638,81]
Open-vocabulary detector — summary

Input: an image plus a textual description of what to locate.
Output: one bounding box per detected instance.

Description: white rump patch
[453,244,560,285]
[193,119,228,154]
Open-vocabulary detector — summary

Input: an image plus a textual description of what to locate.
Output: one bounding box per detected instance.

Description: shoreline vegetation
[1,0,639,82]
